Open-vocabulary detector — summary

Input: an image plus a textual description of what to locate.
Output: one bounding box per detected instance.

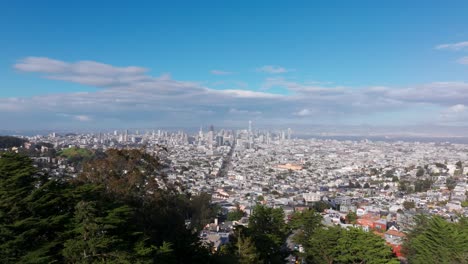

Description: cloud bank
[3,57,468,130]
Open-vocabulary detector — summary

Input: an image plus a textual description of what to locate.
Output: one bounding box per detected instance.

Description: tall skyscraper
[248,120,252,149]
[207,131,213,150]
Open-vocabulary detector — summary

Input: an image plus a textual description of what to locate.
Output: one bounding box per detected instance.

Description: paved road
[216,139,236,177]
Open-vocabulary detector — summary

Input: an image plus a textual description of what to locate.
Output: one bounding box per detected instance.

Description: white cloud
[256,65,291,74]
[294,109,312,116]
[439,104,468,125]
[74,115,92,122]
[229,108,262,115]
[14,57,149,87]
[15,57,147,74]
[435,41,468,51]
[457,56,468,65]
[210,70,233,75]
[7,57,468,128]
[448,104,466,113]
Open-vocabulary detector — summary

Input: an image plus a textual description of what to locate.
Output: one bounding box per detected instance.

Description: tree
[190,192,217,231]
[248,205,288,264]
[346,211,358,224]
[215,225,260,264]
[414,179,432,193]
[0,150,215,263]
[227,204,245,221]
[0,136,27,149]
[305,226,399,264]
[404,215,468,264]
[403,201,416,210]
[416,167,424,177]
[446,177,457,191]
[364,182,370,188]
[236,236,262,264]
[62,200,132,263]
[289,209,323,246]
[0,153,73,263]
[313,201,330,213]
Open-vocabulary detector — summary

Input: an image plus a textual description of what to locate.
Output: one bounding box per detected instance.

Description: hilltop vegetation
[0,150,216,263]
[58,146,93,160]
[0,136,27,148]
[0,149,467,263]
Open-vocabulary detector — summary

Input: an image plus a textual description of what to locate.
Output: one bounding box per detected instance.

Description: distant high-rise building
[209,124,214,132]
[248,120,252,148]
[287,128,292,140]
[124,129,129,142]
[216,135,224,146]
[207,131,213,149]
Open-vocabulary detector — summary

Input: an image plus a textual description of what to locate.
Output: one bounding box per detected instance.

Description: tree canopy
[0,151,214,263]
[403,215,468,264]
[0,136,27,149]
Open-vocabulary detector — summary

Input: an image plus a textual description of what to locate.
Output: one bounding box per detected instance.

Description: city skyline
[2,1,468,131]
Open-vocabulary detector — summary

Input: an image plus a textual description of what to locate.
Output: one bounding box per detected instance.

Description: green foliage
[313,201,330,212]
[62,200,133,263]
[58,147,94,169]
[248,205,288,264]
[404,215,468,264]
[59,147,93,161]
[306,226,399,264]
[435,162,447,169]
[416,167,424,177]
[446,177,457,191]
[0,152,72,263]
[0,150,213,263]
[288,207,398,264]
[227,204,245,221]
[214,226,261,264]
[414,179,433,193]
[346,211,358,224]
[189,192,218,231]
[398,181,413,193]
[236,236,262,264]
[403,201,416,210]
[0,136,27,149]
[289,209,323,246]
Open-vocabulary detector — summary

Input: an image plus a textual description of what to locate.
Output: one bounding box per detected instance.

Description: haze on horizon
[1,1,468,135]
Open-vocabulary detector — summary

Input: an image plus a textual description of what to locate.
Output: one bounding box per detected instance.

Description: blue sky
[1,1,468,132]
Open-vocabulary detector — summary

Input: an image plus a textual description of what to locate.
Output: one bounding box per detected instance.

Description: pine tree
[306,226,399,264]
[0,153,73,263]
[248,205,288,264]
[404,215,468,264]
